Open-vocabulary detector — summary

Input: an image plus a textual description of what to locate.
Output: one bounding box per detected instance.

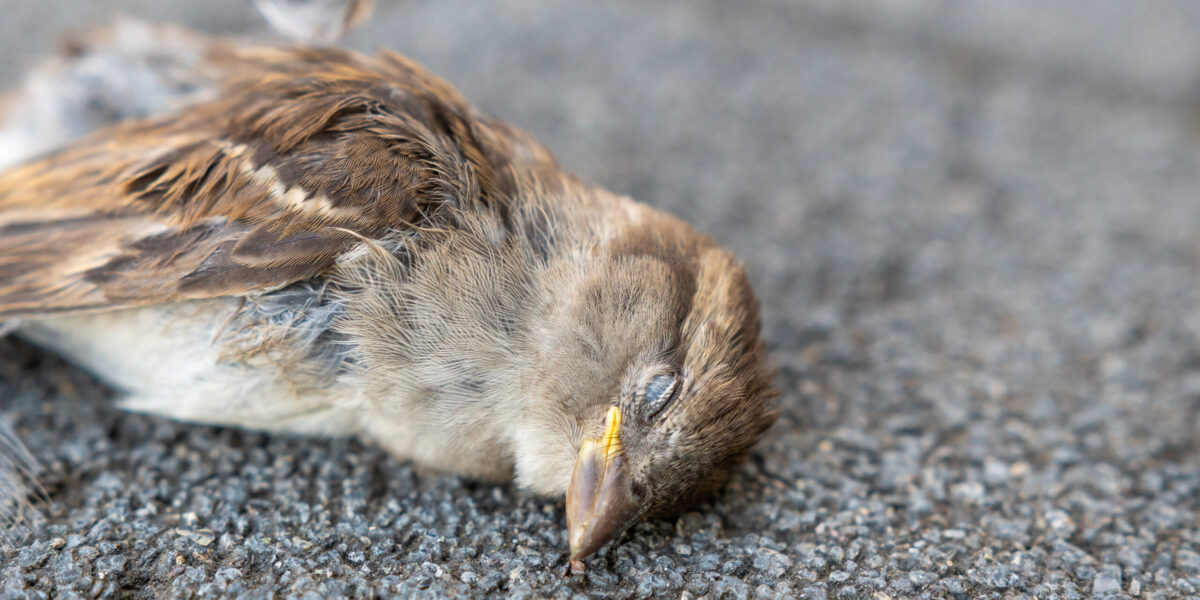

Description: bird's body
[0,34,775,565]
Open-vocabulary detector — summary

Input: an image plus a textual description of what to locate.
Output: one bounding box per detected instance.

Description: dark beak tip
[565,449,640,564]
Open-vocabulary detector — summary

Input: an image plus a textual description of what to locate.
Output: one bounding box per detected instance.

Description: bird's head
[520,201,778,567]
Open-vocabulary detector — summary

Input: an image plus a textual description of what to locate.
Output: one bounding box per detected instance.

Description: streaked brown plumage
[0,46,554,316]
[0,35,776,568]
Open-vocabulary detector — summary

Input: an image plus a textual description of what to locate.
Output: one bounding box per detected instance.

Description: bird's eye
[642,374,679,420]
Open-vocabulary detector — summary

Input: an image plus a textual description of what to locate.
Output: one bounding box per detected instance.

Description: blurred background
[2,1,1199,598]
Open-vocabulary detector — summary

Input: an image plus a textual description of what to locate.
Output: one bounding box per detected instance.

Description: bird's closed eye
[642,374,679,420]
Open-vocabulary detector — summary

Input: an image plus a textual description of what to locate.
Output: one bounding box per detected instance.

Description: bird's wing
[0,46,556,319]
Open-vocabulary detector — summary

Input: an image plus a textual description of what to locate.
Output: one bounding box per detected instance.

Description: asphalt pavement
[2,1,1199,598]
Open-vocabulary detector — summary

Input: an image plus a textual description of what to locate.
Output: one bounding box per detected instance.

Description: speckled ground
[2,1,1200,598]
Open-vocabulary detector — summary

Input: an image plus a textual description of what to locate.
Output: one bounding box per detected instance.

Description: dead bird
[0,33,777,568]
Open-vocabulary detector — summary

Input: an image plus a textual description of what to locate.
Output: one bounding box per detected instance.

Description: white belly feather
[16,299,360,436]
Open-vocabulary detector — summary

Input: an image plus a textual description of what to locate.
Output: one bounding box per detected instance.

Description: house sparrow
[0,41,777,568]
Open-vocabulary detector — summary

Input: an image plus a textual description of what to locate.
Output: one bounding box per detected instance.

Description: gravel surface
[3,1,1200,598]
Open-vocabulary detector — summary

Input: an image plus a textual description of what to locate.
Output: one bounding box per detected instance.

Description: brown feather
[0,46,557,318]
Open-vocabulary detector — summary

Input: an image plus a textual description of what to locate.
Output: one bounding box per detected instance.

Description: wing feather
[0,45,557,319]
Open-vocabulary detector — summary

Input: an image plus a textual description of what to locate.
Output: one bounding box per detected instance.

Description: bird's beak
[566,406,640,565]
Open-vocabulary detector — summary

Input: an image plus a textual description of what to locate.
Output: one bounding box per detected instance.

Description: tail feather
[0,417,44,545]
[255,0,375,44]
